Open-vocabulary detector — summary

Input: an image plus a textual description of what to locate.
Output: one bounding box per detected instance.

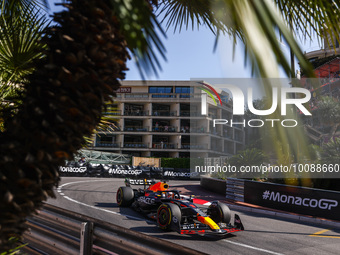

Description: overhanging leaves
[110,0,167,79]
[0,3,49,100]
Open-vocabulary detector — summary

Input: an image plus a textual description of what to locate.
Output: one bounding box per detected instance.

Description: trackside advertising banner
[59,162,199,179]
[244,181,340,221]
[162,168,200,179]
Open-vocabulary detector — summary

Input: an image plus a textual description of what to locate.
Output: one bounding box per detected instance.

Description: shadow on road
[94,202,117,208]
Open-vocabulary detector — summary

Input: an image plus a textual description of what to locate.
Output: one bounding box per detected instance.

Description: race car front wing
[174,214,244,236]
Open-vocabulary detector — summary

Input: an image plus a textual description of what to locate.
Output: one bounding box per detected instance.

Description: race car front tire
[116,186,134,207]
[157,203,181,231]
[207,201,231,224]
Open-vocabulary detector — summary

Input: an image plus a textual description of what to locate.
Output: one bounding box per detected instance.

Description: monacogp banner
[244,180,340,221]
[59,162,200,179]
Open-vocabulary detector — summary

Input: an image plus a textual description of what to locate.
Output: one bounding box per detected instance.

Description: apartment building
[92,80,245,158]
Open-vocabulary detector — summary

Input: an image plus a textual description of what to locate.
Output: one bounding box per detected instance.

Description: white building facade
[92,80,245,158]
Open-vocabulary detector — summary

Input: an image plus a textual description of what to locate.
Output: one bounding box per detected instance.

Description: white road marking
[58,180,152,222]
[223,240,284,255]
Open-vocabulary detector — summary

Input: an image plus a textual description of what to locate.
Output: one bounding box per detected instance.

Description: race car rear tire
[157,203,181,231]
[208,201,231,224]
[116,186,134,207]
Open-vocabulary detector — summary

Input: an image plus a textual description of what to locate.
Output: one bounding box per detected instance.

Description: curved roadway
[47,177,340,255]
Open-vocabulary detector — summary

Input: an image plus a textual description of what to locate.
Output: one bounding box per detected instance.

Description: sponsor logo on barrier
[59,166,87,173]
[109,169,143,176]
[262,190,338,210]
[163,171,199,177]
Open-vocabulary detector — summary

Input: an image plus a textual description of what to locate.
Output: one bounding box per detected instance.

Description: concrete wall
[200,175,226,195]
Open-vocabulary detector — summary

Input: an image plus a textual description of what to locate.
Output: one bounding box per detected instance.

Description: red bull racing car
[116,179,244,236]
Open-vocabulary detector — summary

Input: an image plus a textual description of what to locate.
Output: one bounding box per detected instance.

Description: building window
[175,87,193,93]
[149,86,173,97]
[175,87,193,98]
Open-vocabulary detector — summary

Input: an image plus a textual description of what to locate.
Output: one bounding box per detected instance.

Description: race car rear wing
[124,178,155,187]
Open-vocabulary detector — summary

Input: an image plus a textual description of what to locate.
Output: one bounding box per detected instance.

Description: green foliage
[0,2,49,103]
[110,0,166,78]
[308,144,321,161]
[159,0,324,78]
[0,237,27,255]
[315,96,340,125]
[0,0,48,13]
[161,157,204,169]
[321,138,340,164]
[158,0,226,34]
[161,157,190,168]
[227,148,267,167]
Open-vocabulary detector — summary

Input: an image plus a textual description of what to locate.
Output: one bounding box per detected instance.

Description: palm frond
[158,0,227,34]
[110,0,167,79]
[0,0,49,14]
[275,0,340,50]
[158,0,340,78]
[0,3,49,100]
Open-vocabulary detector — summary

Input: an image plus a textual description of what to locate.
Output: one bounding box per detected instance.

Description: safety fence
[22,203,206,255]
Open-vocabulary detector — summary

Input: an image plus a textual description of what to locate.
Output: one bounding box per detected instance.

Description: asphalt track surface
[47,177,340,255]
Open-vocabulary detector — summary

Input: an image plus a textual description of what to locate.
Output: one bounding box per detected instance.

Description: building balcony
[95,142,120,148]
[179,111,201,117]
[180,127,205,133]
[152,143,177,149]
[116,93,202,102]
[152,126,177,132]
[124,126,149,132]
[181,143,208,150]
[103,110,121,116]
[124,110,149,116]
[123,142,149,148]
[235,137,244,143]
[152,110,177,116]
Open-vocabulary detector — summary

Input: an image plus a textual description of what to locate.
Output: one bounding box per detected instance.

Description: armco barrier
[23,203,206,255]
[226,178,244,202]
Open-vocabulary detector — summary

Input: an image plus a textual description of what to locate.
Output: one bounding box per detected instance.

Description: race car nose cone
[212,229,224,233]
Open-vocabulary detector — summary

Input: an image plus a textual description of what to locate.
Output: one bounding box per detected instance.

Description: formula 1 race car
[116,179,244,235]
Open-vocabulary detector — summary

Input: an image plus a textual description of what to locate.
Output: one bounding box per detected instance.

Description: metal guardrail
[22,203,207,255]
[226,178,245,202]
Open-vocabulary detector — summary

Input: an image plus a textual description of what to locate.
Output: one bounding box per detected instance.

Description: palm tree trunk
[0,0,129,250]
